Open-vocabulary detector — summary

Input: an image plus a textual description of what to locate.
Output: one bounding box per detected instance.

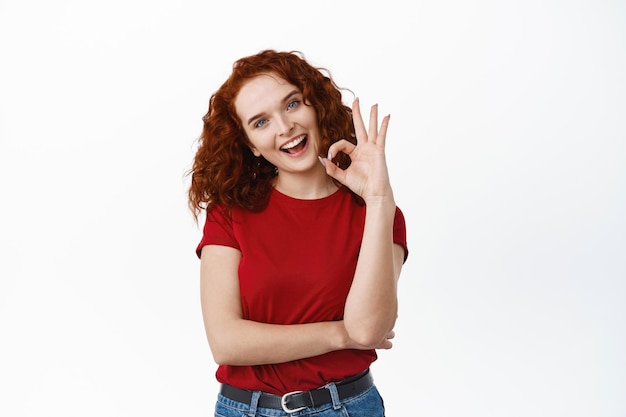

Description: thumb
[318,155,345,183]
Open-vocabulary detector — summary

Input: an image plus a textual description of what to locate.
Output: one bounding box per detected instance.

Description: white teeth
[281,135,305,150]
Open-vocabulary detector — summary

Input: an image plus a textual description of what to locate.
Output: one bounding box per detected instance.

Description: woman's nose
[276,114,294,136]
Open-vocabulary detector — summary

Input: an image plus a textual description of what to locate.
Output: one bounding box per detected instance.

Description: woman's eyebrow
[246,90,301,126]
[283,90,300,102]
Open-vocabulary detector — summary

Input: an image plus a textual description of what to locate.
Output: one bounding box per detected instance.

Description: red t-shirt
[196,187,408,394]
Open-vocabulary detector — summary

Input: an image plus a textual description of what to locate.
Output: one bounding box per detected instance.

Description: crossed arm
[200,242,404,366]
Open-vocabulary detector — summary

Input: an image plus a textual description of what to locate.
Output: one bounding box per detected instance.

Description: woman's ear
[249,146,261,157]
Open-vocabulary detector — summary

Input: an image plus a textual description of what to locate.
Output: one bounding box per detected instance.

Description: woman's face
[235,73,323,176]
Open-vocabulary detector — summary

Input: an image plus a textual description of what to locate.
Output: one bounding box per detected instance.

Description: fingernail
[318,155,326,167]
[327,151,332,160]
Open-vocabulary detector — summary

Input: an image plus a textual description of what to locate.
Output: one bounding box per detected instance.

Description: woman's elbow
[345,318,396,348]
[210,348,230,365]
[210,343,247,366]
[207,335,237,365]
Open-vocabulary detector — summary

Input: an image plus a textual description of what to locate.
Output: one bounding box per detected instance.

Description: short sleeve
[195,206,241,258]
[393,206,409,262]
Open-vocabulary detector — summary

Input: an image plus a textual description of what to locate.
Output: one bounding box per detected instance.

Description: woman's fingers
[351,98,389,147]
[377,114,390,147]
[319,99,392,198]
[352,98,368,144]
[374,331,396,350]
[322,139,360,184]
[327,138,356,160]
[368,102,378,143]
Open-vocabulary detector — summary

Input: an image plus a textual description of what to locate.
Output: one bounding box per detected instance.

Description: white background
[1,1,625,416]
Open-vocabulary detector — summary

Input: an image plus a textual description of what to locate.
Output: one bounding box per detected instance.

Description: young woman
[188,50,408,416]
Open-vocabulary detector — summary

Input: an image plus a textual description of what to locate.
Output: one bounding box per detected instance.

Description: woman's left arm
[320,98,406,347]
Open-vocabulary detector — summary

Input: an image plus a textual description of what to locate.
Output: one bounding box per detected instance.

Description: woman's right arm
[200,244,393,366]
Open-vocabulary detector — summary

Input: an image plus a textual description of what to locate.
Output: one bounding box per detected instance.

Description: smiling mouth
[280,135,307,154]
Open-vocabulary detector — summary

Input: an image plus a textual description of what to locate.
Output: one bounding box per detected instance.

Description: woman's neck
[273,171,338,200]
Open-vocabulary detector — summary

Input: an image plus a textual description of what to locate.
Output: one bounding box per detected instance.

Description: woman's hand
[344,329,396,351]
[319,98,394,204]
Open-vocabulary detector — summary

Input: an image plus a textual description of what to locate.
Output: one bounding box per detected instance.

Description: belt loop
[247,391,261,416]
[325,382,342,410]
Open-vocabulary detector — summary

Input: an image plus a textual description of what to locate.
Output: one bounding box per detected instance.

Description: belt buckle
[281,390,307,413]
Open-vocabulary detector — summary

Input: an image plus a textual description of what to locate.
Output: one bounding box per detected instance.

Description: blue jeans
[214,382,385,417]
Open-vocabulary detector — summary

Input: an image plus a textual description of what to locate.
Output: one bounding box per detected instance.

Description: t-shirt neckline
[270,186,344,206]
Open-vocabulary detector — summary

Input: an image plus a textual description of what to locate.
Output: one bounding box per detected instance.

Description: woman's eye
[287,100,299,110]
[254,119,268,128]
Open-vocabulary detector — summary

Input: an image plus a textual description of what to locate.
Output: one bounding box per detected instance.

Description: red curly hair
[187,50,357,221]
